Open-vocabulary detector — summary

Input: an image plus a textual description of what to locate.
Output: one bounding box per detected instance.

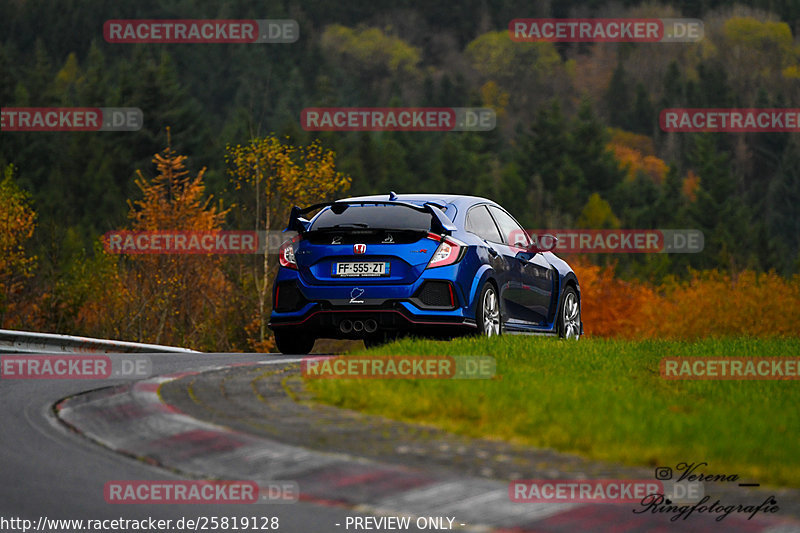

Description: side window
[488,206,529,247]
[465,205,502,243]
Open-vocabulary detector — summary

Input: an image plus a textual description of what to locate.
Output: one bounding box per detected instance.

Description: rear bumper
[269,265,477,338]
[269,303,476,339]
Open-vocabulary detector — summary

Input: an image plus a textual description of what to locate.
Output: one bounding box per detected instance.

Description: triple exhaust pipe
[339,319,378,334]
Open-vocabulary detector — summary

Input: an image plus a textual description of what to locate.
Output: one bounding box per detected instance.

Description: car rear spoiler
[285,200,457,235]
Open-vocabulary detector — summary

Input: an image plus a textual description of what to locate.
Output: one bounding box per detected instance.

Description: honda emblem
[354,243,366,254]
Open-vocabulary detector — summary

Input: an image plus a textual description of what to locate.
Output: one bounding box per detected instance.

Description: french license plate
[333,262,390,277]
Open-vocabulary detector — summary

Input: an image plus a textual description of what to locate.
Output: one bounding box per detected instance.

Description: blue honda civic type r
[269,193,582,354]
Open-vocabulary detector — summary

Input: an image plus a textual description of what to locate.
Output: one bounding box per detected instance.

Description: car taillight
[279,235,301,269]
[426,234,464,268]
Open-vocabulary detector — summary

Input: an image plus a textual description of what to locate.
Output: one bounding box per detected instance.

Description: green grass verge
[305,336,800,487]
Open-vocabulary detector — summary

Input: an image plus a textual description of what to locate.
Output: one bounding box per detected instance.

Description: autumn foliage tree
[226,136,351,350]
[82,132,235,350]
[0,165,37,328]
[572,258,800,339]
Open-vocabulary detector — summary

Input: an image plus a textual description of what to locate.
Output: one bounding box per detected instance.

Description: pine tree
[630,83,655,136]
[688,134,750,271]
[765,138,800,274]
[568,99,625,197]
[605,62,631,130]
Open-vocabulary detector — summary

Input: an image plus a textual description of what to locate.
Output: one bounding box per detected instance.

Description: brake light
[279,235,301,269]
[426,235,464,268]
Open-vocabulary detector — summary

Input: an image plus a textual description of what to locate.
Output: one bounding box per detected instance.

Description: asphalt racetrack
[0,353,401,533]
[2,352,798,533]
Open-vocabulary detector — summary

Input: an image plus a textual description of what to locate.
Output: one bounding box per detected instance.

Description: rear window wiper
[329,223,370,228]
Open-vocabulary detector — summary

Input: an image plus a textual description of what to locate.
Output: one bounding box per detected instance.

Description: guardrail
[0,329,199,354]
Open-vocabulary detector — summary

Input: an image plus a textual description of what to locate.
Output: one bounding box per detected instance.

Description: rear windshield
[310,204,433,231]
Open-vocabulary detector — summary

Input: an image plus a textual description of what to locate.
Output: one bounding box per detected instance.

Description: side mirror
[527,233,557,253]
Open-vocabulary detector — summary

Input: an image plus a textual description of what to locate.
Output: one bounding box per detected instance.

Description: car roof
[340,193,497,210]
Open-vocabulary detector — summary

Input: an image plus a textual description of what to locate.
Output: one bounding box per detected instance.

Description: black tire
[364,332,398,349]
[557,286,581,340]
[363,336,383,349]
[274,330,315,354]
[476,281,501,336]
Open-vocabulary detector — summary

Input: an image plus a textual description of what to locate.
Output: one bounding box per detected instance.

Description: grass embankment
[305,336,800,487]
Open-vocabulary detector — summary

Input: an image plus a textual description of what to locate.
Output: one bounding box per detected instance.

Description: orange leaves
[0,166,36,271]
[572,259,655,338]
[682,171,700,202]
[572,258,800,339]
[606,129,668,184]
[644,270,800,339]
[80,132,236,350]
[0,165,37,327]
[130,131,227,232]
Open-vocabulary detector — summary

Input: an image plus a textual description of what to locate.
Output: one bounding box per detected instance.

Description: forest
[1,0,799,350]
